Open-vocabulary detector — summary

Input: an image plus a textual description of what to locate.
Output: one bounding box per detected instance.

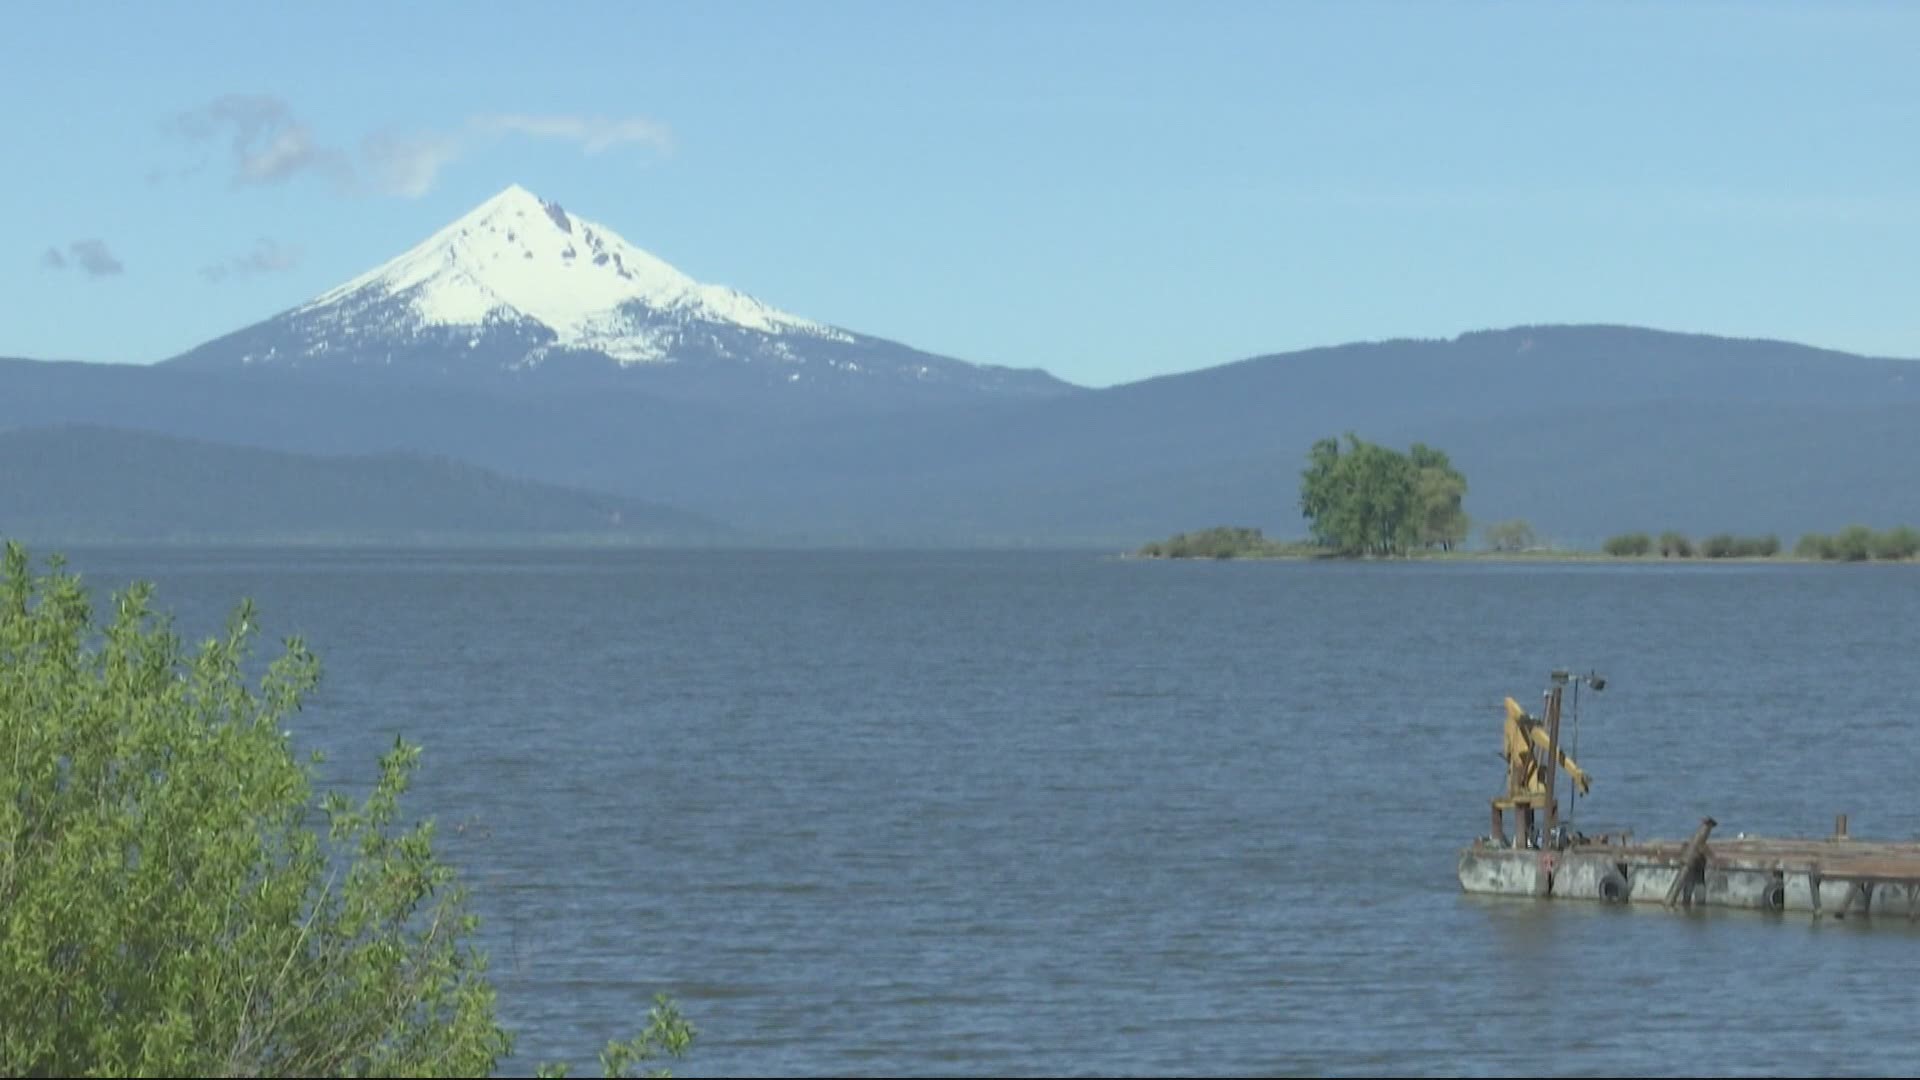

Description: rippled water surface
[56,549,1920,1076]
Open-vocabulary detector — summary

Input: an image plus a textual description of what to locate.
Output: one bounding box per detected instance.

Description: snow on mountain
[167,184,1073,404]
[303,183,849,364]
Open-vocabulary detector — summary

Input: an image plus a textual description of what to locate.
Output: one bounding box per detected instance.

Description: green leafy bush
[0,543,691,1078]
[1796,527,1917,561]
[1872,525,1920,561]
[1136,526,1302,559]
[1602,532,1652,557]
[1832,524,1876,562]
[1700,534,1778,558]
[1657,531,1693,558]
[1795,533,1834,559]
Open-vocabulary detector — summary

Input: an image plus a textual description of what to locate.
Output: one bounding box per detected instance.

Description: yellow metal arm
[1500,696,1593,798]
[1524,723,1590,795]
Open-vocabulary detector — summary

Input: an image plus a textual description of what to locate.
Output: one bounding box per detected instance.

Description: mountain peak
[164,186,1077,406]
[466,183,571,233]
[295,185,843,364]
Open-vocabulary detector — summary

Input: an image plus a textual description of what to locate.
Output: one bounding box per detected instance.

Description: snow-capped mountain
[167,184,1073,405]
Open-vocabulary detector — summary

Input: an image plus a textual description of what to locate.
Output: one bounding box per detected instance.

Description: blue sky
[6,1,1918,387]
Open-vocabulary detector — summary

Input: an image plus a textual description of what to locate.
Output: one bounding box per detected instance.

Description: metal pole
[1566,678,1581,830]
[1541,684,1564,844]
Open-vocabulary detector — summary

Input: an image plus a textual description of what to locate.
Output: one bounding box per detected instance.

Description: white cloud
[202,237,300,283]
[170,94,350,190]
[237,123,337,185]
[39,247,66,269]
[361,131,464,198]
[472,113,673,155]
[165,97,673,200]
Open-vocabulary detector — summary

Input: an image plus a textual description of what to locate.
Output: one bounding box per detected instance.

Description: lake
[47,548,1920,1076]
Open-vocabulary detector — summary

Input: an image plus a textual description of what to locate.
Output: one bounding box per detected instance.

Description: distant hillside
[0,425,727,544]
[596,324,1920,545]
[6,324,1920,546]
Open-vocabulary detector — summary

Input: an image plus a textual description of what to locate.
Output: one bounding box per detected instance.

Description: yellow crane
[1490,675,1596,848]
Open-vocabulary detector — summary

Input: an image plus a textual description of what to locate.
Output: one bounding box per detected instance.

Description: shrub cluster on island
[1606,526,1920,561]
[1600,531,1780,558]
[1137,523,1920,562]
[1133,434,1920,562]
[1135,527,1317,559]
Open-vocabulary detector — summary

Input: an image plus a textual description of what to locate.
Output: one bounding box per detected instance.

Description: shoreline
[1121,549,1918,565]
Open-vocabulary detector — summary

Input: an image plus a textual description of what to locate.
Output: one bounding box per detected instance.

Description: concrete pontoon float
[1458,669,1920,919]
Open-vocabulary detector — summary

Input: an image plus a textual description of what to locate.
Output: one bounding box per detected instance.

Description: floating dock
[1460,818,1920,919]
[1460,670,1920,920]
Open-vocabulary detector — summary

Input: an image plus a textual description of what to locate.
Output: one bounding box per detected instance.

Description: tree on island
[1298,434,1469,556]
[1482,519,1537,553]
[0,543,691,1078]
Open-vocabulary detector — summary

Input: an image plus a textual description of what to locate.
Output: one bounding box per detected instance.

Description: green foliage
[535,996,695,1079]
[1698,533,1735,558]
[1699,533,1779,558]
[1482,519,1537,554]
[1602,532,1652,557]
[1657,531,1693,558]
[1298,435,1468,556]
[1794,532,1834,559]
[1136,526,1307,559]
[1872,525,1920,561]
[0,542,691,1077]
[1407,443,1471,551]
[1833,524,1876,562]
[1792,526,1919,561]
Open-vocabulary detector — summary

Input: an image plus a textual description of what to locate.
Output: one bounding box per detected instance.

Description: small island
[1136,434,1920,562]
[1138,434,1466,559]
